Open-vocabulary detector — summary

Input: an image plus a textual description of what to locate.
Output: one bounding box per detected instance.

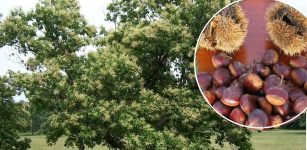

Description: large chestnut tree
[0,0,251,149]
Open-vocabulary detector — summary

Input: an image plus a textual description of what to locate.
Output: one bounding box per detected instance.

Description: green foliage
[0,77,31,150]
[282,113,306,130]
[104,0,252,149]
[21,102,50,135]
[0,0,253,149]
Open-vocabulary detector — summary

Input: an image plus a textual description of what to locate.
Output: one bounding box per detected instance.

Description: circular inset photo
[195,0,307,129]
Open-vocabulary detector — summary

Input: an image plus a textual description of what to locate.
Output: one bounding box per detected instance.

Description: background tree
[1,0,252,149]
[0,76,30,150]
[20,102,50,135]
[283,113,306,129]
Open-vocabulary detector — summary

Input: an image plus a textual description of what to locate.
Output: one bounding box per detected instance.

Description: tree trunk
[78,139,85,150]
[31,117,34,135]
[78,144,85,150]
[105,132,124,149]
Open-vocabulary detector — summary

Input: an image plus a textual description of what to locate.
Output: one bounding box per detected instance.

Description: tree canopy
[0,0,252,149]
[0,76,31,150]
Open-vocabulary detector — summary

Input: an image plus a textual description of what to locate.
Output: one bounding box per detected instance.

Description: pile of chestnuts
[197,49,307,128]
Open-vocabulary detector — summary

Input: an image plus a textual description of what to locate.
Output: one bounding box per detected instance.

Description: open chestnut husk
[266,2,307,56]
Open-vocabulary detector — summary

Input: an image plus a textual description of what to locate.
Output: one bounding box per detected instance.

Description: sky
[0,0,114,75]
[0,0,306,101]
[0,0,114,101]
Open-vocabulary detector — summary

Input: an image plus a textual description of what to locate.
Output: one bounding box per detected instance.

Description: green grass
[218,129,306,150]
[250,129,306,150]
[22,135,107,150]
[23,129,305,150]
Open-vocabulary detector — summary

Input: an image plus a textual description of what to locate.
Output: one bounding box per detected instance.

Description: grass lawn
[250,129,306,150]
[21,134,108,150]
[23,129,305,150]
[219,129,306,150]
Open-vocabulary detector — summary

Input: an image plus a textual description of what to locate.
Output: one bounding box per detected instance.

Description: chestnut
[230,79,243,89]
[203,90,216,105]
[272,62,291,78]
[289,88,305,102]
[257,97,273,115]
[240,94,257,114]
[239,73,248,84]
[290,56,306,68]
[247,109,269,127]
[291,68,307,86]
[213,101,232,117]
[266,86,288,106]
[274,100,290,117]
[221,85,243,107]
[253,63,271,77]
[215,86,226,98]
[262,49,278,66]
[229,61,246,78]
[263,75,281,93]
[242,73,263,93]
[292,96,307,114]
[268,115,283,128]
[212,52,232,68]
[229,107,246,124]
[212,68,232,86]
[197,72,212,90]
[304,82,307,92]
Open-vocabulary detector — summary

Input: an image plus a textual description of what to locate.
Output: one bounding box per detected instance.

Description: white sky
[0,0,114,101]
[278,0,307,15]
[0,0,114,76]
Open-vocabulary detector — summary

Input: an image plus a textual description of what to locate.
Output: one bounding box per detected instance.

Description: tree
[283,113,306,129]
[0,76,30,150]
[20,102,50,135]
[1,0,252,149]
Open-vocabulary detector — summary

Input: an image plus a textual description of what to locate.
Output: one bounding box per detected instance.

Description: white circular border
[193,0,307,130]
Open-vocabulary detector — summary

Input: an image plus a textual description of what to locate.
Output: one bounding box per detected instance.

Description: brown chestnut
[212,68,232,86]
[268,115,283,128]
[274,100,290,117]
[290,56,306,68]
[229,107,246,124]
[197,72,212,90]
[257,97,273,115]
[289,88,305,102]
[292,96,307,114]
[263,75,281,93]
[253,63,271,77]
[221,85,243,107]
[262,49,279,66]
[291,68,307,86]
[242,73,263,93]
[272,62,291,78]
[240,94,257,114]
[203,90,216,105]
[248,109,269,127]
[229,61,246,78]
[212,52,232,68]
[304,82,307,93]
[266,86,288,106]
[213,101,232,117]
